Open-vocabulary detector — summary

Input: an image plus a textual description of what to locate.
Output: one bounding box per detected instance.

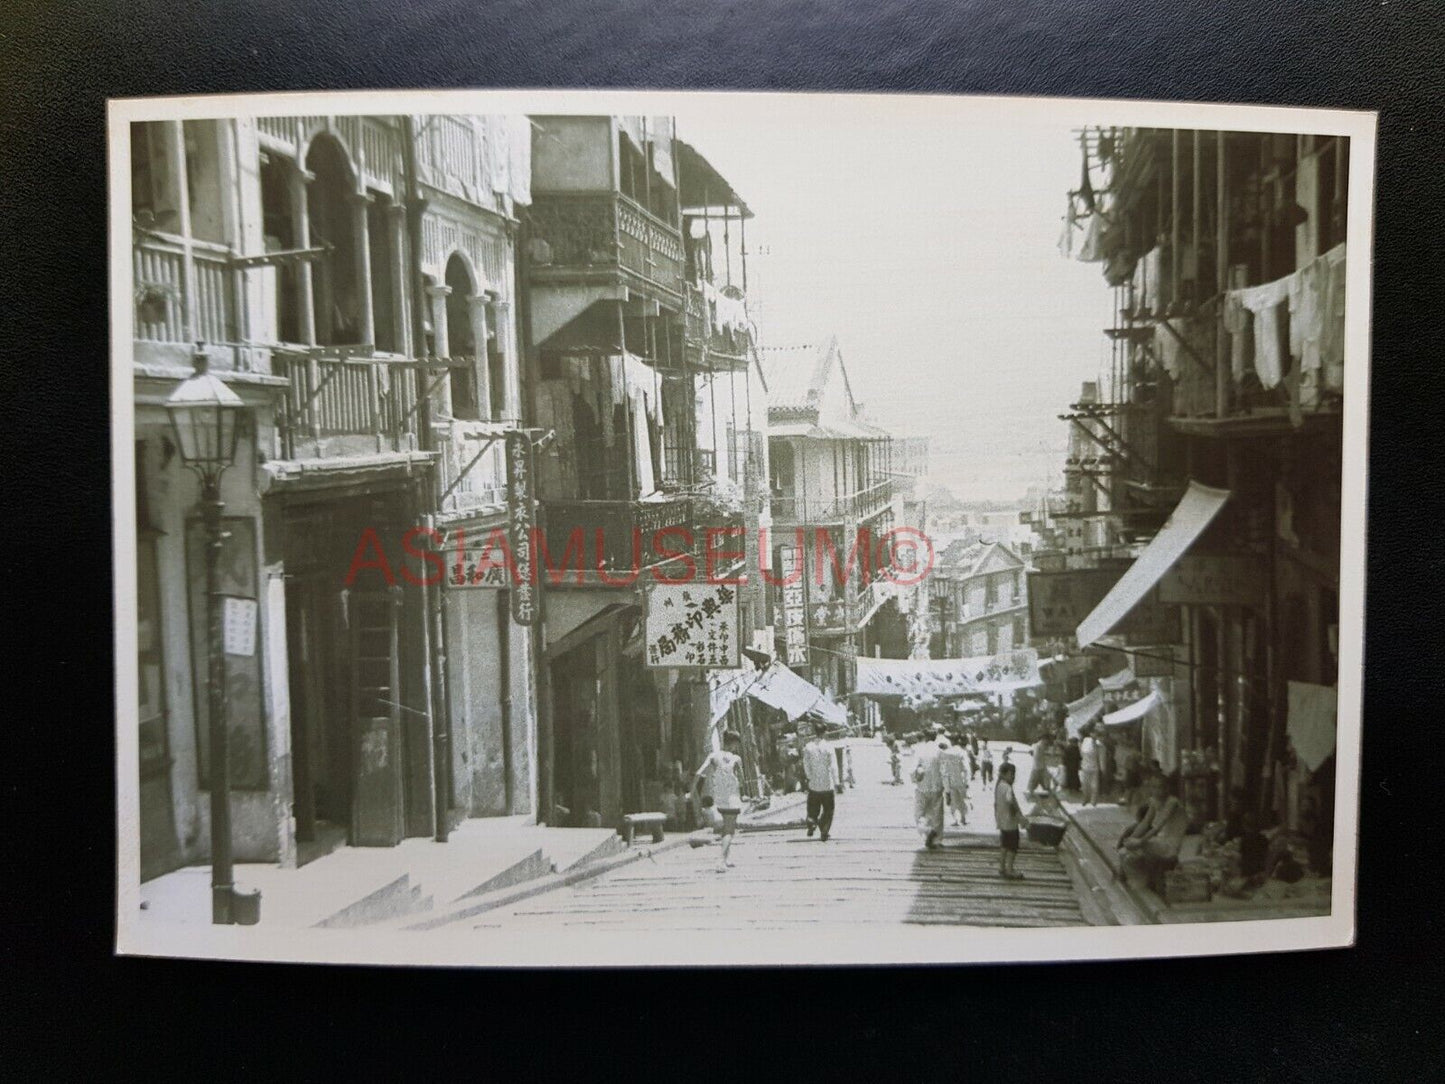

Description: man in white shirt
[801,725,840,841]
[913,732,947,849]
[1080,729,1101,806]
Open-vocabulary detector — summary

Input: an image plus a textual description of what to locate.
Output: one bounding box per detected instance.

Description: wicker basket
[1027,818,1067,847]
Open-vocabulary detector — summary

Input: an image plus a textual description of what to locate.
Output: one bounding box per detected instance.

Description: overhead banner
[644,582,741,669]
[855,648,1041,698]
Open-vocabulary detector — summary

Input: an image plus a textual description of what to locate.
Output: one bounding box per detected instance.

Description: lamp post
[166,347,248,925]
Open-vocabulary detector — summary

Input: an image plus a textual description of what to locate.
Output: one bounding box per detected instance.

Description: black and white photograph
[110,89,1372,967]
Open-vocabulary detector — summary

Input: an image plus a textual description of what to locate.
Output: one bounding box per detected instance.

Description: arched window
[305,136,362,346]
[445,254,479,419]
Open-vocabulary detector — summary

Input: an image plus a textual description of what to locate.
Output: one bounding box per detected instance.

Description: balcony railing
[528,192,685,300]
[684,283,752,369]
[133,234,237,346]
[771,479,895,526]
[541,495,701,577]
[273,352,422,460]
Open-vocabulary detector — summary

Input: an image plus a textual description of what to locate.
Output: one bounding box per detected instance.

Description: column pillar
[387,203,409,353]
[427,283,454,418]
[494,298,521,424]
[288,167,317,346]
[467,294,494,420]
[350,191,376,349]
[164,121,198,343]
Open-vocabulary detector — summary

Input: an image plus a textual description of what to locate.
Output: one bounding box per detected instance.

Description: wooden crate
[1163,867,1213,905]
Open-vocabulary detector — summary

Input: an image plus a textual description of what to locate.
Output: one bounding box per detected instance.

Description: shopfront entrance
[277,485,428,858]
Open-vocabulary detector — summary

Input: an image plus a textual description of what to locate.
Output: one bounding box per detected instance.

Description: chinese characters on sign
[221,596,257,657]
[645,583,741,669]
[506,431,537,626]
[1027,568,1180,644]
[776,543,808,667]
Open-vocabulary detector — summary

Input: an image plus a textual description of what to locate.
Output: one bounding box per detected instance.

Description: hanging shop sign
[1129,647,1178,679]
[644,582,741,669]
[1157,554,1266,607]
[506,431,537,626]
[1028,568,1180,644]
[776,543,808,667]
[446,525,511,589]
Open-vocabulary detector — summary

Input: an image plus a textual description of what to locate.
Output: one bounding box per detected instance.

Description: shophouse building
[1054,127,1346,843]
[130,113,535,879]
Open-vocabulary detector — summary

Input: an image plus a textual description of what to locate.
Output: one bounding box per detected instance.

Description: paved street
[469,741,1089,931]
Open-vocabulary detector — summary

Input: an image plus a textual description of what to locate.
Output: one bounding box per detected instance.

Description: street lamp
[166,347,250,925]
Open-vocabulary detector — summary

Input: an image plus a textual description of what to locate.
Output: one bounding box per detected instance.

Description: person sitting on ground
[1115,772,1189,888]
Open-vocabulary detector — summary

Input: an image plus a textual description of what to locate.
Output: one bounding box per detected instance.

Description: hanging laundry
[1234,277,1291,389]
[1288,255,1326,408]
[1077,213,1104,262]
[1057,203,1078,258]
[1222,291,1254,382]
[1139,246,1163,316]
[1153,319,1184,381]
[1319,243,1347,393]
[1287,681,1338,773]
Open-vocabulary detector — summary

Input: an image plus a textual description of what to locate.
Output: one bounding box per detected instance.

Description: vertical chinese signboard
[776,543,808,668]
[506,431,537,626]
[644,583,741,668]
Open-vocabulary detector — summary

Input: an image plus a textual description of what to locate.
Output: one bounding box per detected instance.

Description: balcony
[438,421,509,518]
[133,233,238,350]
[541,495,716,582]
[273,351,423,460]
[771,479,896,527]
[683,283,752,371]
[528,192,685,303]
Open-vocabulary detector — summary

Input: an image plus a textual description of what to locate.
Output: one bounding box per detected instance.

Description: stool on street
[622,812,666,844]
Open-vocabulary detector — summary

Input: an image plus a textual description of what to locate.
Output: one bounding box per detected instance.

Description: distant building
[926,540,1029,659]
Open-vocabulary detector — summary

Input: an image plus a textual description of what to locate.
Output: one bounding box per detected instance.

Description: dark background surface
[3,0,1441,1075]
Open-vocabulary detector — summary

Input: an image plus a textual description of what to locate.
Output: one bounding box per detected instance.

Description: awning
[746,662,838,722]
[1103,689,1161,726]
[1075,481,1230,647]
[1065,686,1104,737]
[1098,668,1137,692]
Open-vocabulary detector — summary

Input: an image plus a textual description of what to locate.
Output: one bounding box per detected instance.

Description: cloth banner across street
[855,648,1042,699]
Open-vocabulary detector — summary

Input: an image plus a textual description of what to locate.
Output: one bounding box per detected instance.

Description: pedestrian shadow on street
[903,835,1089,927]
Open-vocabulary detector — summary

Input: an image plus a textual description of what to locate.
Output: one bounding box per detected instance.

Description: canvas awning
[1098,668,1137,692]
[1102,689,1161,726]
[1075,481,1230,647]
[746,663,840,722]
[1065,686,1104,737]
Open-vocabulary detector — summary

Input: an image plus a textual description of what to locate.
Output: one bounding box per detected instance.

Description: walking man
[913,733,947,849]
[980,742,995,785]
[940,736,970,826]
[802,725,839,841]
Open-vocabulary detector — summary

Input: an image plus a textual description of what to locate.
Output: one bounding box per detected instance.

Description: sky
[676,101,1114,504]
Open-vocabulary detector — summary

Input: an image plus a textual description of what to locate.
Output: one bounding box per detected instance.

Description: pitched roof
[935,540,1025,580]
[760,336,851,418]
